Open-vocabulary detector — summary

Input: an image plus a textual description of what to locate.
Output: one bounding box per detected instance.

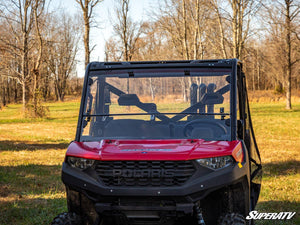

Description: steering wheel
[183,119,227,138]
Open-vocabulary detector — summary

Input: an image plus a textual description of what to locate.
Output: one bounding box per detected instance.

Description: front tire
[51,212,82,225]
[218,213,245,225]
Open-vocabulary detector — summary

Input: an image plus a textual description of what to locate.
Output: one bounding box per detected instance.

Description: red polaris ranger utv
[51,59,262,225]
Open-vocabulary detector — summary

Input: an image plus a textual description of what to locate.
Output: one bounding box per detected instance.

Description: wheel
[218,213,245,225]
[51,212,82,225]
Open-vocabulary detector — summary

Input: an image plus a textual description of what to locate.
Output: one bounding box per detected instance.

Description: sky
[51,0,158,76]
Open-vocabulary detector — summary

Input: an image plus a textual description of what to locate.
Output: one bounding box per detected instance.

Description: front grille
[95,161,196,187]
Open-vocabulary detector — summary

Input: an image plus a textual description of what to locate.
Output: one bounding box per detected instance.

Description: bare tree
[264,0,299,109]
[0,25,20,107]
[210,0,228,58]
[112,0,142,61]
[111,0,143,94]
[0,0,36,113]
[104,38,123,61]
[156,0,187,59]
[32,0,45,116]
[227,0,261,59]
[155,0,212,100]
[181,0,189,60]
[0,1,84,108]
[45,13,79,101]
[283,0,299,109]
[75,0,103,67]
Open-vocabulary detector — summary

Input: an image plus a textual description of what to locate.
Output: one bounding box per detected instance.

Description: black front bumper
[62,160,249,198]
[63,160,250,225]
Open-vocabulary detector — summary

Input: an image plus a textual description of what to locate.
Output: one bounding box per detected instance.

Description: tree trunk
[286,75,291,109]
[22,44,28,114]
[149,78,155,100]
[76,0,103,67]
[231,0,238,58]
[213,1,227,58]
[193,0,201,60]
[1,78,6,106]
[230,0,247,59]
[14,79,18,103]
[257,62,260,90]
[33,70,37,113]
[56,85,62,102]
[182,0,189,60]
[21,1,30,115]
[22,81,26,113]
[285,0,292,109]
[6,78,10,104]
[252,64,255,91]
[84,9,90,67]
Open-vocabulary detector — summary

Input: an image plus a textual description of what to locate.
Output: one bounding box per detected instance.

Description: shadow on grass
[0,140,69,151]
[255,200,300,225]
[0,163,67,225]
[0,197,67,225]
[0,164,64,197]
[262,160,300,178]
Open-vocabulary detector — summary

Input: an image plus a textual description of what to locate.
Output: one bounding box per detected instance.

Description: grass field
[0,101,299,224]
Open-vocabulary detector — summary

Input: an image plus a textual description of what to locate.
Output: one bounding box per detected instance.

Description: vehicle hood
[66,139,242,160]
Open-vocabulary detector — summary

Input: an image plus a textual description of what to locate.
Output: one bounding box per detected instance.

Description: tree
[225,0,261,59]
[283,0,299,109]
[264,0,299,109]
[75,0,103,67]
[210,0,229,58]
[110,0,142,94]
[45,13,79,101]
[155,0,212,100]
[111,0,143,62]
[0,21,20,107]
[0,0,35,114]
[0,1,83,109]
[31,0,46,116]
[104,38,123,61]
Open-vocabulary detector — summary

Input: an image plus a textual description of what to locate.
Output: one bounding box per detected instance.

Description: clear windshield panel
[81,71,231,141]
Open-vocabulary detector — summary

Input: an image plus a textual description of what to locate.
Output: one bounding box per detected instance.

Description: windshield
[80,68,232,141]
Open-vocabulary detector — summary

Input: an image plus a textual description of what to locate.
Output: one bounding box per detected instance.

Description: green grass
[0,101,299,224]
[0,102,79,225]
[249,103,300,225]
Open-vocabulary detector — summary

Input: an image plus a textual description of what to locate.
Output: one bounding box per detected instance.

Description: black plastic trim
[62,159,249,197]
[88,59,233,72]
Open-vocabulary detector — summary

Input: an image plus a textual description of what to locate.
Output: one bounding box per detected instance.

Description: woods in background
[0,0,299,115]
[0,0,81,116]
[106,0,300,109]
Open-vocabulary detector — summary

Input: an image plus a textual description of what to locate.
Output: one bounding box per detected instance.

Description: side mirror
[118,94,141,106]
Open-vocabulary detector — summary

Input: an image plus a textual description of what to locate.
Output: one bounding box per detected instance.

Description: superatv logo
[246,211,296,220]
[112,169,174,178]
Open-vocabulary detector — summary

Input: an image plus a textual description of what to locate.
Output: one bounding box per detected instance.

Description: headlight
[67,156,95,170]
[196,156,233,170]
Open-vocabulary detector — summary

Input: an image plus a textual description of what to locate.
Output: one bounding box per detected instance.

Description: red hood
[66,139,242,161]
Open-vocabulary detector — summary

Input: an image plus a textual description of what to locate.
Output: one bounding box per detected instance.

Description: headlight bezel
[196,156,234,170]
[67,156,95,170]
